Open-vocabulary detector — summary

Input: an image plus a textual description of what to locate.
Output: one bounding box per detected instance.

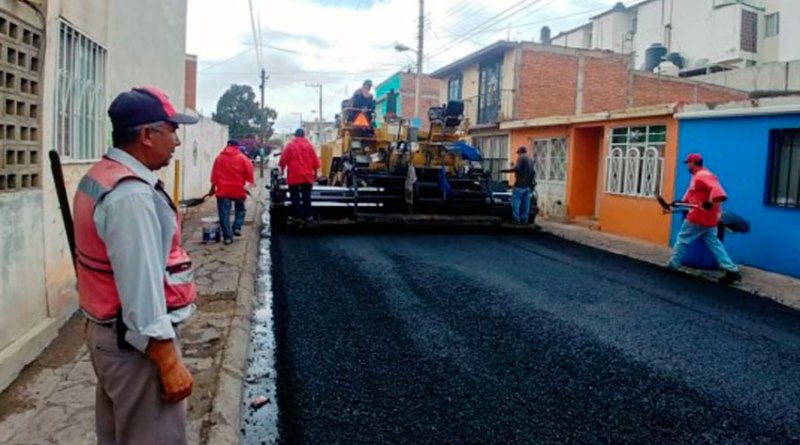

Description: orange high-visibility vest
[72,157,196,321]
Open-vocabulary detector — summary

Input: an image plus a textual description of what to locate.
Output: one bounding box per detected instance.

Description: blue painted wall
[673,113,800,277]
[375,73,402,120]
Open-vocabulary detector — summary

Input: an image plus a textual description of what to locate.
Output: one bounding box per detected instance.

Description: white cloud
[187,0,620,133]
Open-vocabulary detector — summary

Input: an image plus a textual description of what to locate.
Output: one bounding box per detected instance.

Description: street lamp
[394,42,422,122]
[393,0,424,123]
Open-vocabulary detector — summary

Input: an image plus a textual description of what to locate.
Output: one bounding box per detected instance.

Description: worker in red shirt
[667,153,741,285]
[279,129,320,223]
[207,139,255,244]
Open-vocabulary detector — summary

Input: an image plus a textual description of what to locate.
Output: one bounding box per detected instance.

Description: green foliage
[212,84,277,140]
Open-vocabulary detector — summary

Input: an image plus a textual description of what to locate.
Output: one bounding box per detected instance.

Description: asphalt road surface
[271,229,800,445]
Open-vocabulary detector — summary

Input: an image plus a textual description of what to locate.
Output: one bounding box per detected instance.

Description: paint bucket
[201,216,221,243]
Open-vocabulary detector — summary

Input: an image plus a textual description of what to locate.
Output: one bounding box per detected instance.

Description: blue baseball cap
[108,86,198,129]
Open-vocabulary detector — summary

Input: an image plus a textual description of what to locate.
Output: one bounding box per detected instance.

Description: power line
[464,3,609,39]
[429,0,545,58]
[198,47,255,73]
[430,0,539,56]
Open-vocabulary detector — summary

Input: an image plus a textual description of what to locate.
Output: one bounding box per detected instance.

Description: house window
[605,125,666,197]
[448,74,462,102]
[55,20,107,161]
[473,135,508,182]
[768,129,800,209]
[477,59,503,124]
[740,10,758,52]
[765,13,779,38]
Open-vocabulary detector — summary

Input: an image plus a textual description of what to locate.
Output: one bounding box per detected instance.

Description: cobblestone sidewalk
[0,185,264,445]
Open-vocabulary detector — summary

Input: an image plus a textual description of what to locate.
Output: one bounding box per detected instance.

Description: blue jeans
[217,197,246,241]
[512,187,531,224]
[668,221,739,272]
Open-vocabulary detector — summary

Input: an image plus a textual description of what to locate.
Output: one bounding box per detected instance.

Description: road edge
[204,190,263,445]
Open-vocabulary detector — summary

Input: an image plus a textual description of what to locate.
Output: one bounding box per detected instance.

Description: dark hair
[294,128,305,137]
[227,139,239,146]
[113,126,143,148]
[112,122,164,148]
[695,159,704,167]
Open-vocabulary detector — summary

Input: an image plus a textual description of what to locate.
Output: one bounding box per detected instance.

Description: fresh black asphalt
[269,229,800,445]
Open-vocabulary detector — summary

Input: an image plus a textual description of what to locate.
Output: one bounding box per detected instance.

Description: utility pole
[414,0,424,121]
[259,69,267,144]
[306,83,323,147]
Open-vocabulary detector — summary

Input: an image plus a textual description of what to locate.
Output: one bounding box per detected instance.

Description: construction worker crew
[280,128,321,223]
[502,146,536,225]
[667,153,742,285]
[207,138,255,245]
[73,86,199,444]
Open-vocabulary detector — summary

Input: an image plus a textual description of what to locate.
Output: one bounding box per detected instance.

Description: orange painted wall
[590,116,679,246]
[567,127,602,218]
[508,125,569,186]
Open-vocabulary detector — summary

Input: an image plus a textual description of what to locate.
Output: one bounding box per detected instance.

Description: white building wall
[179,116,228,200]
[778,0,800,62]
[592,11,632,54]
[695,60,800,91]
[633,0,666,70]
[1,0,192,393]
[552,25,591,49]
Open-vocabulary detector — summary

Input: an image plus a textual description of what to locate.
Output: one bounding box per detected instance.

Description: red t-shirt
[279,137,320,186]
[683,168,727,227]
[210,145,255,199]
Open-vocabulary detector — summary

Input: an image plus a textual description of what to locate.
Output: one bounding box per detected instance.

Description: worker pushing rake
[658,153,749,285]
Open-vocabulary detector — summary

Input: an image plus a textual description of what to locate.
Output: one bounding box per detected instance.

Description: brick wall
[184,55,197,111]
[398,73,441,128]
[632,73,747,107]
[512,46,745,121]
[517,51,579,119]
[581,56,629,114]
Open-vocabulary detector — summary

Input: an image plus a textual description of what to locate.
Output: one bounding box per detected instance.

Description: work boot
[718,271,742,285]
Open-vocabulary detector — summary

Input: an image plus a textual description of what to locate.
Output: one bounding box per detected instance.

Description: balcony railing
[461,90,516,126]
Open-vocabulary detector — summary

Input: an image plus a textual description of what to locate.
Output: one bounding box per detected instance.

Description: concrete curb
[205,190,263,445]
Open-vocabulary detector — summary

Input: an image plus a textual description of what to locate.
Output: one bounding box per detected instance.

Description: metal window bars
[55,20,107,161]
[605,125,666,198]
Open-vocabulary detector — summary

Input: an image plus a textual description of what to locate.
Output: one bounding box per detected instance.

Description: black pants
[289,184,313,220]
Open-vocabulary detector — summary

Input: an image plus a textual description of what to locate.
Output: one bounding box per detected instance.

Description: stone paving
[0,185,264,445]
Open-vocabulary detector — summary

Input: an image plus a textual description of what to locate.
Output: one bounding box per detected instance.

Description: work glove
[701,201,713,210]
[147,339,193,403]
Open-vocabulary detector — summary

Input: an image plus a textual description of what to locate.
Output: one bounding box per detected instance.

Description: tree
[212,84,277,140]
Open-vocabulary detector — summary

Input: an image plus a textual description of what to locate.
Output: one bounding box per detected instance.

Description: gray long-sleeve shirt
[87,148,194,352]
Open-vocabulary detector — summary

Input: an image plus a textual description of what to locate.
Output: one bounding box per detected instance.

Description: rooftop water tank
[644,43,668,72]
[666,52,685,69]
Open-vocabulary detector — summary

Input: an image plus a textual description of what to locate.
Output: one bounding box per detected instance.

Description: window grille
[55,20,107,161]
[605,125,666,197]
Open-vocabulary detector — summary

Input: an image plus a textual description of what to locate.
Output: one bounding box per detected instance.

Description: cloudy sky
[186,0,623,134]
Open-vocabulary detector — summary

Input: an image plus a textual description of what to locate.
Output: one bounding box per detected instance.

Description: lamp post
[394,0,424,122]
